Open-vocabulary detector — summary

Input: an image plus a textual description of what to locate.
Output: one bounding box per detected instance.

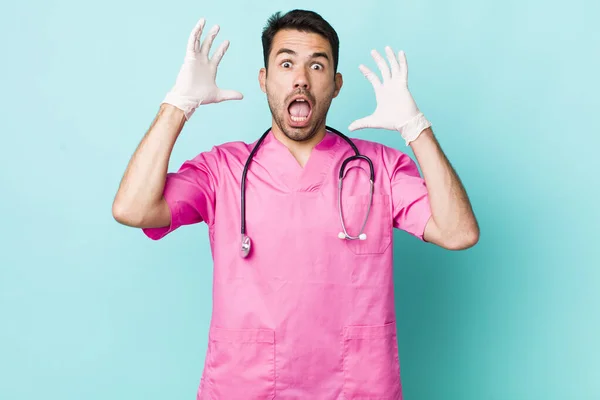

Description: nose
[293,68,310,90]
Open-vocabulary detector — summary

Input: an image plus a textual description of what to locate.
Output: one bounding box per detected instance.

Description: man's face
[259,29,343,142]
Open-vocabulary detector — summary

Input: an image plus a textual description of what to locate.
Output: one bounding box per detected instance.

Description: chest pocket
[340,194,393,255]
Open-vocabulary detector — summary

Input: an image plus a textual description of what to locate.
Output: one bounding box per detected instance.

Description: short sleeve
[386,148,432,241]
[142,150,218,240]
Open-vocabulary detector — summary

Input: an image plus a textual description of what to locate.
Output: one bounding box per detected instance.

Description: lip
[286,95,313,128]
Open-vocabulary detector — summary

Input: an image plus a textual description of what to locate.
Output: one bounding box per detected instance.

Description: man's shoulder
[190,139,253,164]
[343,135,410,160]
[212,139,253,155]
[340,135,420,181]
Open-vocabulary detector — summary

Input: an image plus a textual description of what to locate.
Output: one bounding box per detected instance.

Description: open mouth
[287,97,313,126]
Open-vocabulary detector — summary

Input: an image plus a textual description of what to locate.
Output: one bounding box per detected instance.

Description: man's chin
[272,110,324,142]
[282,125,319,142]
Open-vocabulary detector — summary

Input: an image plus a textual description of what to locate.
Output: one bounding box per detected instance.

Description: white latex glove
[162,17,243,120]
[348,47,431,145]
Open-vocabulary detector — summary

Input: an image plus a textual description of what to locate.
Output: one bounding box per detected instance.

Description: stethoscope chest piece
[240,235,251,258]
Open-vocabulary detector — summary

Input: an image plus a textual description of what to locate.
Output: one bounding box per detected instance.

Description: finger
[385,46,401,77]
[199,24,220,56]
[187,18,206,53]
[216,89,244,102]
[371,49,391,82]
[358,64,381,89]
[211,40,230,66]
[348,115,375,131]
[397,50,408,81]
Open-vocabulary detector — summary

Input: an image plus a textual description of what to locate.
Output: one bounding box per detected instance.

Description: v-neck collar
[254,129,341,193]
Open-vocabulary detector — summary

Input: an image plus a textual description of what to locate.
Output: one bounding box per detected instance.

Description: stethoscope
[240,126,374,258]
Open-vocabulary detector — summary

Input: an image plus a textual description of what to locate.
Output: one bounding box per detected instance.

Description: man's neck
[271,123,327,168]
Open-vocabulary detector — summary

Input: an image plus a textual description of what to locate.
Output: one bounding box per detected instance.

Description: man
[113,9,479,400]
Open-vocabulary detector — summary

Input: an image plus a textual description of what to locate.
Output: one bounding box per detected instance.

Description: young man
[113,9,479,400]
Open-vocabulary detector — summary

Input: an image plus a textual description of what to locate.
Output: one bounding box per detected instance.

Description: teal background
[1,0,598,398]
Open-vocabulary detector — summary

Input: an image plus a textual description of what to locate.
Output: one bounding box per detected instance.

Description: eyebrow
[275,48,330,62]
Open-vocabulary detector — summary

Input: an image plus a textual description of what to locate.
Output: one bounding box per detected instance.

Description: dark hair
[261,9,340,73]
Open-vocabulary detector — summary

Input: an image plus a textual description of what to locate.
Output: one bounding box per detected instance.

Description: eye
[281,61,292,68]
[311,63,323,70]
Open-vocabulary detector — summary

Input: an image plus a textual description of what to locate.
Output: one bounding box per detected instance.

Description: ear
[259,68,267,93]
[333,72,343,98]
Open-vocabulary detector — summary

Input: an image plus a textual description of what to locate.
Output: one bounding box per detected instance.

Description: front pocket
[342,321,402,399]
[204,327,275,399]
[341,194,392,255]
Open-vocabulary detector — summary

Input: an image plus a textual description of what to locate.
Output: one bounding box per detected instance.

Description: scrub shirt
[143,129,432,399]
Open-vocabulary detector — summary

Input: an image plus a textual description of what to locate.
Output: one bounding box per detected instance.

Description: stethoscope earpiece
[338,232,368,240]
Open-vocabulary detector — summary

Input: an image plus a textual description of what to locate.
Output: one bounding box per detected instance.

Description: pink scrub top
[143,129,432,399]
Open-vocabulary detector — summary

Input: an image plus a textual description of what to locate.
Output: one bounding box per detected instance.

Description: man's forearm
[112,103,186,223]
[410,127,479,244]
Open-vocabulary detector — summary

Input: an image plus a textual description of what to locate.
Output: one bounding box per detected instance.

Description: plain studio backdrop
[1,0,598,399]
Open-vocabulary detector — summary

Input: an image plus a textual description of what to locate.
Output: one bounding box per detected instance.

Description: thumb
[216,89,244,102]
[348,115,375,131]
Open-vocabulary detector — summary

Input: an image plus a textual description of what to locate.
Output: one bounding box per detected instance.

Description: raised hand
[163,17,243,120]
[348,47,431,145]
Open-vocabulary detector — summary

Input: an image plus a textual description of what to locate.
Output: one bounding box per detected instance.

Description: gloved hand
[163,17,243,120]
[348,47,431,145]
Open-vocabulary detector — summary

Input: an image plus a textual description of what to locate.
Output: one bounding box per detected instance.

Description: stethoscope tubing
[240,126,374,258]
